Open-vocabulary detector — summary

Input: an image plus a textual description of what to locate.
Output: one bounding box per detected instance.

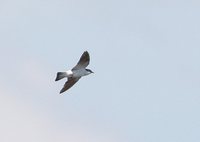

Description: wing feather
[60,77,81,94]
[72,51,90,70]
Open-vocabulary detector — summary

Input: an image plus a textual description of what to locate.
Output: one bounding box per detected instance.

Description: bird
[55,51,94,94]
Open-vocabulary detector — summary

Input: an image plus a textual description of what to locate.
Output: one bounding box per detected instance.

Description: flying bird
[55,51,93,94]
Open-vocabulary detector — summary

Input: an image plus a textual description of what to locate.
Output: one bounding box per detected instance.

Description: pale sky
[0,0,200,142]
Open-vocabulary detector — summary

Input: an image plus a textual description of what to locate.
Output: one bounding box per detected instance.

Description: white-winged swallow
[55,51,93,94]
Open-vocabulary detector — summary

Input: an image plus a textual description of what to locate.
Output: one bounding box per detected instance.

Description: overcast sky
[0,0,200,142]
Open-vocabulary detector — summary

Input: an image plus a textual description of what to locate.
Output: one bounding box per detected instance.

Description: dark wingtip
[84,51,89,54]
[59,88,65,94]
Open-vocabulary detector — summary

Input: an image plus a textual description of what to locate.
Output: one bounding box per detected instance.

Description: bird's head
[86,69,94,74]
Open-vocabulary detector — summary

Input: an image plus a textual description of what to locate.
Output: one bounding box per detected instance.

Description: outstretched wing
[60,77,81,94]
[72,51,90,70]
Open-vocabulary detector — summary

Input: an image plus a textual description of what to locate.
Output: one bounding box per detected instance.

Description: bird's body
[72,68,91,77]
[55,51,93,94]
[66,70,73,77]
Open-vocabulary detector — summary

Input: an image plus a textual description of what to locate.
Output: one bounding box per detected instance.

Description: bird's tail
[55,72,67,81]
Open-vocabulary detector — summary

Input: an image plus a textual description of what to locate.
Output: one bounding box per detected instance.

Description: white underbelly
[72,69,87,77]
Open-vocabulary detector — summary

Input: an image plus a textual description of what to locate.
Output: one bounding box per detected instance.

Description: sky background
[0,0,200,142]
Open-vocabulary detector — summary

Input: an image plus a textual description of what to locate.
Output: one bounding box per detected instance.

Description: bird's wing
[60,77,81,94]
[72,51,90,70]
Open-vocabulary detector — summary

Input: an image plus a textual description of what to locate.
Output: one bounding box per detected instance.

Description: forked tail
[55,72,67,81]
